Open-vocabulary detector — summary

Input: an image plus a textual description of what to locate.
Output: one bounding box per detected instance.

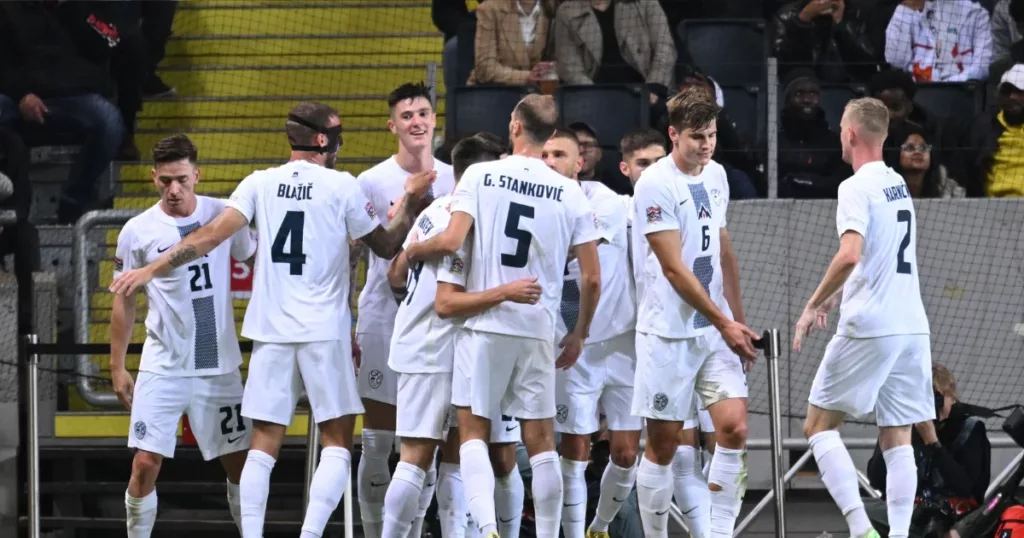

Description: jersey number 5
[501,202,534,268]
[896,209,912,275]
[272,211,307,275]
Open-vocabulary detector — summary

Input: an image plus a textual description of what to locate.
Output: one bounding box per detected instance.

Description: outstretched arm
[360,191,434,260]
[387,249,412,303]
[793,231,863,351]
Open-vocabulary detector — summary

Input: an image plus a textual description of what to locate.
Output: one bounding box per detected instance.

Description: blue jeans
[0,93,124,208]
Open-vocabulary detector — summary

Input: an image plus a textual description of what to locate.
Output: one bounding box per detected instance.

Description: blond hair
[933,363,958,399]
[843,97,889,139]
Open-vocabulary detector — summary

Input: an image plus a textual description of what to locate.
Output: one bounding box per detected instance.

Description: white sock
[466,515,482,538]
[300,446,351,537]
[240,449,275,538]
[359,429,395,538]
[702,450,712,480]
[408,462,437,538]
[673,445,711,538]
[437,463,468,538]
[559,458,588,538]
[589,460,636,533]
[382,462,425,538]
[636,457,673,538]
[226,479,242,533]
[125,489,158,538]
[707,445,745,538]
[529,452,564,538]
[883,445,917,538]
[809,431,873,537]
[460,440,497,535]
[494,466,524,538]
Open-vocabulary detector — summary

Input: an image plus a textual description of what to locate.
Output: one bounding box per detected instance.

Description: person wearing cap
[777,67,851,198]
[948,63,1024,197]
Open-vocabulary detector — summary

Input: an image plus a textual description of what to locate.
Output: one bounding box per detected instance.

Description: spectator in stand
[568,121,633,194]
[0,1,125,224]
[776,68,851,198]
[866,68,948,167]
[467,0,557,85]
[553,0,676,109]
[773,0,880,82]
[885,123,966,198]
[991,0,1024,68]
[951,63,1024,197]
[885,0,992,82]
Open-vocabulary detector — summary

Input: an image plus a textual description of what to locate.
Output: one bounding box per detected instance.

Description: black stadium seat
[913,82,984,122]
[720,85,765,146]
[555,84,649,148]
[678,19,767,86]
[447,85,541,142]
[818,83,867,133]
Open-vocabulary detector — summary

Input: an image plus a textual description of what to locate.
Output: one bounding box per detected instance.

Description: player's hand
[792,306,819,352]
[109,268,154,296]
[388,196,403,220]
[111,367,135,410]
[815,294,838,329]
[403,170,437,200]
[720,320,759,361]
[501,277,541,304]
[556,332,584,370]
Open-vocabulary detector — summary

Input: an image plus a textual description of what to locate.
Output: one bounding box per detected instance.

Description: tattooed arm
[358,191,433,260]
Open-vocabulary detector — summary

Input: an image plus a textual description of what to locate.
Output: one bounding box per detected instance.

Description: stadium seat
[818,83,867,133]
[678,19,767,86]
[555,84,649,148]
[596,148,632,195]
[913,82,984,121]
[720,85,765,146]
[447,85,541,142]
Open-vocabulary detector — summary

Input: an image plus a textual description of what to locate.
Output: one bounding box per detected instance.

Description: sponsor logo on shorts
[652,392,669,412]
[133,421,147,440]
[555,404,569,424]
[368,369,384,389]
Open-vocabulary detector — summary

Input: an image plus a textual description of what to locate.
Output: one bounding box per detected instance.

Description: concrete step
[133,128,396,160]
[171,4,437,37]
[163,35,442,67]
[157,65,442,98]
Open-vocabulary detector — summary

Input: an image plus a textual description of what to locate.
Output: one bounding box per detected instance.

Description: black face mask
[288,114,342,154]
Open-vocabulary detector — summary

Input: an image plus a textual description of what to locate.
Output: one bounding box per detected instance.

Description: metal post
[24,334,40,538]
[857,470,882,499]
[426,62,438,107]
[766,57,779,199]
[985,450,1024,499]
[344,472,354,538]
[764,328,787,538]
[734,449,814,536]
[303,411,320,510]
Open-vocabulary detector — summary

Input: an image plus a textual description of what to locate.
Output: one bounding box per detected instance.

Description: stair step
[158,66,442,99]
[164,35,442,67]
[171,5,437,37]
[133,128,397,160]
[40,481,308,494]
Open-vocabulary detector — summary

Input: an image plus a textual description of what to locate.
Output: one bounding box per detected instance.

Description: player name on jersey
[483,173,565,201]
[883,182,910,202]
[277,181,314,201]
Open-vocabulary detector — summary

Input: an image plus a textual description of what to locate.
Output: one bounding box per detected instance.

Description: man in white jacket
[885,0,993,82]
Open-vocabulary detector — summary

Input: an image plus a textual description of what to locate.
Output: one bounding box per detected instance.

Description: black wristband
[391,285,408,304]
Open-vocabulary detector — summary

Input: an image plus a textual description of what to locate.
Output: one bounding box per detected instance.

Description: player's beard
[324,152,337,169]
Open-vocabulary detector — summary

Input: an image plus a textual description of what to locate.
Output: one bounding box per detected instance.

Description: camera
[913,488,958,538]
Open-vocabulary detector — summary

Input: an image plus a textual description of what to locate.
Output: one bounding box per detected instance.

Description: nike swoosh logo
[505,425,518,432]
[612,497,626,503]
[227,435,244,443]
[499,517,516,523]
[682,506,699,515]
[680,199,690,206]
[655,509,669,516]
[425,482,436,488]
[563,502,583,507]
[157,245,172,253]
[370,480,389,487]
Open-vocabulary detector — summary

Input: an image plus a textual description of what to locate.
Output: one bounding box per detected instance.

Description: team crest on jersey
[646,206,663,223]
[710,188,724,206]
[449,256,465,275]
[593,213,602,230]
[555,404,569,424]
[113,256,123,272]
[364,202,376,219]
[368,369,384,389]
[652,393,669,412]
[133,421,147,440]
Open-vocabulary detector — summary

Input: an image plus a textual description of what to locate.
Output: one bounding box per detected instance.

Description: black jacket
[946,111,1011,198]
[772,0,880,82]
[432,0,478,42]
[0,1,121,102]
[777,109,851,198]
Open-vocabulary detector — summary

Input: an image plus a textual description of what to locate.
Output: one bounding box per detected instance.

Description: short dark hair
[549,127,580,146]
[387,82,433,110]
[451,136,503,180]
[666,87,720,132]
[152,134,198,165]
[513,94,557,144]
[620,128,666,157]
[868,69,916,100]
[473,131,504,147]
[286,102,339,146]
[1011,0,1024,22]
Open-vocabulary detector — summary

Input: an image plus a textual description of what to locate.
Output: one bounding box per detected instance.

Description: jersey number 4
[272,211,307,275]
[501,202,534,268]
[896,209,912,275]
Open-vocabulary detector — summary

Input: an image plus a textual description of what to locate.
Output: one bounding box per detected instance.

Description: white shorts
[682,395,716,432]
[357,332,398,406]
[396,372,453,441]
[632,331,748,422]
[451,328,555,420]
[554,332,642,434]
[242,340,364,426]
[809,334,934,427]
[128,370,250,461]
[445,402,522,444]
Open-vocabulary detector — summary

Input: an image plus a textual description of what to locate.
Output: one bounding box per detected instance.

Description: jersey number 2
[896,209,912,275]
[501,202,534,268]
[272,211,307,275]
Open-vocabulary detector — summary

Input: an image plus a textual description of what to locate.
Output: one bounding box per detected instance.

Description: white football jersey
[633,157,731,339]
[356,157,456,336]
[834,161,930,337]
[388,196,466,374]
[557,181,636,343]
[227,160,380,343]
[451,155,601,342]
[114,197,257,377]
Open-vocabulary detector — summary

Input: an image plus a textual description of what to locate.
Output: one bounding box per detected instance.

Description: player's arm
[405,211,473,262]
[434,279,541,319]
[719,228,746,325]
[647,229,732,328]
[358,170,436,259]
[109,291,137,409]
[806,231,863,310]
[571,240,601,340]
[386,249,411,303]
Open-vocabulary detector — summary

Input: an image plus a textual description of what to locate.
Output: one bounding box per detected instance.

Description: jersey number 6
[501,202,535,268]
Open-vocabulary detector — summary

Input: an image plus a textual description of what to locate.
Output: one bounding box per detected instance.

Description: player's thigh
[297,340,366,424]
[808,336,895,419]
[451,329,517,421]
[631,331,701,422]
[490,412,522,444]
[695,332,749,409]
[128,372,190,459]
[188,370,250,461]
[876,335,936,427]
[242,341,303,426]
[396,372,452,442]
[356,332,398,406]
[503,335,557,420]
[554,345,602,435]
[597,333,642,432]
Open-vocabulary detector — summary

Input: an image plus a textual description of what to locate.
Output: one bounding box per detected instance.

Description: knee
[717,419,748,447]
[520,424,555,454]
[646,431,679,465]
[488,444,517,477]
[609,442,638,468]
[131,450,162,482]
[82,95,125,142]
